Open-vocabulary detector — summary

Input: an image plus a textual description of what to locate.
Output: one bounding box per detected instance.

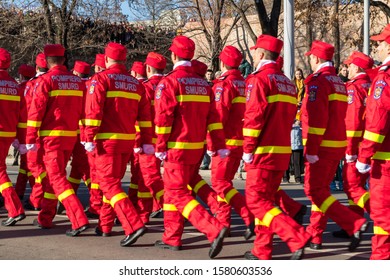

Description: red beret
[343,51,373,70]
[44,44,65,57]
[18,64,36,78]
[371,24,390,44]
[191,59,208,77]
[250,34,283,54]
[305,40,334,61]
[35,53,47,68]
[0,48,11,69]
[219,46,242,68]
[131,61,146,77]
[105,42,127,61]
[73,60,91,75]
[145,52,166,70]
[92,54,106,68]
[169,36,195,60]
[275,56,284,70]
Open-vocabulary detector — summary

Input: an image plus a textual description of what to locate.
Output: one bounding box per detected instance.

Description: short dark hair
[37,66,48,72]
[46,56,65,65]
[262,49,279,61]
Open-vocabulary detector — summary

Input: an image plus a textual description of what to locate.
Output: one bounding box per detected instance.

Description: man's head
[205,69,213,82]
[130,61,146,79]
[92,54,106,73]
[35,53,48,73]
[169,35,195,64]
[191,59,208,78]
[305,40,334,72]
[219,45,243,72]
[371,24,390,63]
[18,64,35,81]
[72,60,90,78]
[44,44,66,68]
[250,34,283,68]
[145,52,166,78]
[343,51,374,79]
[104,42,127,68]
[0,48,11,70]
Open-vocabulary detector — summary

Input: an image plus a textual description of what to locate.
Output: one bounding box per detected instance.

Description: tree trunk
[332,0,341,69]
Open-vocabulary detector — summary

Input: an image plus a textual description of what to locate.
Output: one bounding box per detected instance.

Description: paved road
[0,164,372,260]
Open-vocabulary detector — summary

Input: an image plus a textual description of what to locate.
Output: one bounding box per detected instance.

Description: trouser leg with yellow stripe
[41,149,89,230]
[370,167,390,260]
[162,162,224,245]
[0,141,24,218]
[275,187,303,218]
[14,154,35,200]
[342,161,370,216]
[211,154,253,227]
[98,196,117,234]
[68,142,90,193]
[245,168,310,259]
[304,159,366,245]
[87,151,102,215]
[128,153,141,207]
[96,152,144,236]
[26,143,46,209]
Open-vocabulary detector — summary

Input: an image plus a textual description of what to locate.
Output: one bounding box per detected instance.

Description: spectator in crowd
[291,119,304,183]
[205,69,214,86]
[293,68,305,104]
[238,58,252,78]
[338,64,349,82]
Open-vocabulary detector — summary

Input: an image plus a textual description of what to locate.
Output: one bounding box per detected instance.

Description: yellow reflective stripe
[17,122,27,128]
[50,90,83,97]
[254,146,291,154]
[226,139,243,146]
[363,130,385,144]
[163,203,178,211]
[176,95,210,103]
[39,130,77,137]
[85,178,91,186]
[95,133,135,140]
[0,131,16,137]
[19,169,27,175]
[277,186,282,191]
[138,121,152,128]
[68,177,81,184]
[135,125,140,132]
[27,171,32,177]
[155,126,172,134]
[0,182,13,192]
[348,199,358,206]
[110,192,128,208]
[79,120,83,126]
[44,192,57,200]
[320,140,347,148]
[372,152,390,160]
[91,183,99,190]
[138,191,153,198]
[208,122,223,131]
[35,172,47,184]
[267,94,297,105]
[167,141,204,149]
[346,130,363,138]
[254,218,265,226]
[182,199,200,219]
[217,195,227,202]
[373,226,389,235]
[187,185,193,191]
[319,196,337,213]
[156,189,164,201]
[129,183,138,190]
[303,139,307,146]
[261,207,282,227]
[308,127,326,135]
[84,119,101,126]
[243,128,261,137]
[106,91,141,101]
[225,188,239,204]
[357,192,370,209]
[193,180,207,193]
[27,120,42,128]
[328,93,347,102]
[57,189,75,202]
[232,96,246,103]
[0,95,20,101]
[311,204,322,212]
[102,196,110,204]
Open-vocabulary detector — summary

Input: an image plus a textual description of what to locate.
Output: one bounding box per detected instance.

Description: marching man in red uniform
[356,24,390,259]
[302,40,367,250]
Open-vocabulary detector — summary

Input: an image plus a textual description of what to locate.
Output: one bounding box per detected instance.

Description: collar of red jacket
[107,63,127,71]
[48,65,68,73]
[220,69,242,78]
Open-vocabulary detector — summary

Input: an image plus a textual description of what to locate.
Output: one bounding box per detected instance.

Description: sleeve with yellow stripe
[358,82,390,164]
[154,79,176,152]
[302,80,329,156]
[137,85,153,146]
[206,89,226,151]
[83,74,105,143]
[26,79,49,144]
[17,91,28,144]
[243,77,268,154]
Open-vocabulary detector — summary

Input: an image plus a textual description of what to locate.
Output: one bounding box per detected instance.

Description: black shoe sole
[244,251,259,260]
[1,213,26,226]
[155,240,181,251]
[209,227,228,258]
[349,221,369,252]
[120,227,147,247]
[66,224,89,237]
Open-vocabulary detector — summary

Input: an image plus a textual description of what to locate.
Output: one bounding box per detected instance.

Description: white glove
[133,147,142,154]
[345,154,357,163]
[155,151,167,161]
[26,144,38,151]
[12,139,19,149]
[84,142,96,152]
[206,150,216,157]
[356,160,371,174]
[218,149,230,159]
[80,141,86,146]
[242,152,253,163]
[18,144,28,155]
[306,154,319,164]
[142,144,155,155]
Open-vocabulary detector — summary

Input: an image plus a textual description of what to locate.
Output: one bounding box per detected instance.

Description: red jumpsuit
[358,62,390,259]
[0,70,25,219]
[302,65,366,246]
[209,69,253,228]
[243,62,310,260]
[26,65,89,230]
[84,63,153,236]
[154,63,226,247]
[343,73,371,216]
